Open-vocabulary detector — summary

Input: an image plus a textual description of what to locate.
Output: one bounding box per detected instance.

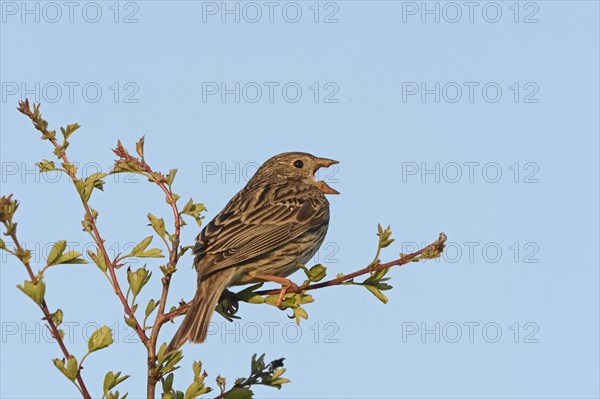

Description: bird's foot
[247,273,299,309]
[276,280,299,309]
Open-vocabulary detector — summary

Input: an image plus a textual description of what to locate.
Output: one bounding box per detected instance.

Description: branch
[164,233,447,321]
[212,355,289,399]
[129,146,184,398]
[17,100,149,344]
[0,197,92,399]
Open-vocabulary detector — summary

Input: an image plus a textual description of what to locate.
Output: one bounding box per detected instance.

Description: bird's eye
[293,160,304,169]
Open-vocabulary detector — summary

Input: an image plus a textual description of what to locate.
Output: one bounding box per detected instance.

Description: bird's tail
[167,270,234,352]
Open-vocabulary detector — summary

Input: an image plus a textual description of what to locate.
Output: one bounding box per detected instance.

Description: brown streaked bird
[168,152,339,351]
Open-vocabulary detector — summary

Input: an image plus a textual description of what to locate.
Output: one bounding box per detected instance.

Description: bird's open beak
[314,158,340,195]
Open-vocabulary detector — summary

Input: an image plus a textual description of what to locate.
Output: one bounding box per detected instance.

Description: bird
[168,152,339,351]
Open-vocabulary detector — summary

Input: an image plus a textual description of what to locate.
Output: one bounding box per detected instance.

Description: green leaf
[37,159,58,173]
[166,193,180,205]
[293,307,308,324]
[46,240,66,266]
[111,160,142,174]
[87,247,108,273]
[156,343,169,364]
[124,316,137,329]
[62,163,78,177]
[148,171,166,184]
[364,284,388,304]
[82,219,93,233]
[87,172,107,183]
[377,282,393,291]
[145,299,159,318]
[271,367,286,380]
[53,358,66,375]
[127,267,151,296]
[66,355,78,381]
[306,264,327,282]
[166,169,177,186]
[377,224,394,248]
[380,238,395,248]
[0,238,5,250]
[162,373,174,393]
[49,309,63,326]
[104,371,130,395]
[269,377,291,389]
[53,356,78,381]
[83,172,108,200]
[56,251,87,265]
[156,344,183,376]
[15,248,31,264]
[74,179,86,199]
[128,236,164,258]
[136,248,164,258]
[296,293,314,305]
[46,243,86,266]
[17,279,45,305]
[236,283,265,304]
[88,325,114,353]
[224,388,253,399]
[370,266,391,282]
[130,235,152,254]
[181,198,207,226]
[60,123,80,141]
[148,213,166,238]
[192,361,202,379]
[183,361,211,398]
[184,381,205,399]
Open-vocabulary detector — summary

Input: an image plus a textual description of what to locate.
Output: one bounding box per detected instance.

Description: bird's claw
[276,281,299,309]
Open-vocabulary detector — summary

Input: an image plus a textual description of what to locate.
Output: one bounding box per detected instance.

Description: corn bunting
[168,152,338,350]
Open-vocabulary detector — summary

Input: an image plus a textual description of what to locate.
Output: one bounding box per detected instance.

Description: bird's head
[249,152,339,194]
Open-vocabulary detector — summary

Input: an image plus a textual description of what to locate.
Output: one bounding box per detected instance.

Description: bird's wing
[192,183,329,278]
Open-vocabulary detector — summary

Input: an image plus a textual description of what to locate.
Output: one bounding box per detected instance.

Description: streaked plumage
[168,152,338,350]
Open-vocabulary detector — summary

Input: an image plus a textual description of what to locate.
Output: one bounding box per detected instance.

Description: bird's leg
[249,273,298,309]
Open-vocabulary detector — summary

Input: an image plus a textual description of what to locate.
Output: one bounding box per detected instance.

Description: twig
[145,167,182,398]
[212,383,249,399]
[108,138,186,397]
[164,233,447,321]
[4,224,92,399]
[18,100,149,345]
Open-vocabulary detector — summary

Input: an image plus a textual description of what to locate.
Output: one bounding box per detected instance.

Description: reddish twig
[5,227,92,399]
[164,233,447,321]
[145,168,181,398]
[18,100,149,346]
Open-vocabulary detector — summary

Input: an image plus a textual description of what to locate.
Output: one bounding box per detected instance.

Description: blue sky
[1,1,599,398]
